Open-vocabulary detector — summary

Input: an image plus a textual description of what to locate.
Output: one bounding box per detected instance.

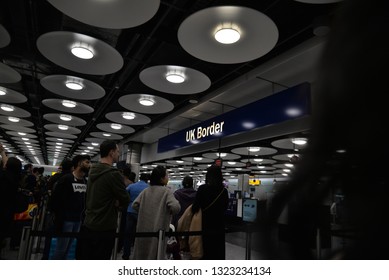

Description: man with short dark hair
[50,154,91,259]
[77,140,130,259]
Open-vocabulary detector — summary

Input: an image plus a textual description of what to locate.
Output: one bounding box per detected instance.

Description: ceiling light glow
[166,72,185,84]
[139,96,155,106]
[103,133,111,137]
[60,114,72,121]
[214,24,241,44]
[0,89,6,96]
[65,81,84,90]
[62,100,77,108]
[291,138,307,145]
[8,116,20,123]
[1,104,14,112]
[122,112,135,120]
[71,46,94,59]
[111,123,122,130]
[58,124,69,130]
[248,147,260,152]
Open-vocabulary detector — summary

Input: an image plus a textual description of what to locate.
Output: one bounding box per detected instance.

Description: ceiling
[0,0,342,176]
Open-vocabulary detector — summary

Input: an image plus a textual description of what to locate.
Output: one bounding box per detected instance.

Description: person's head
[182,175,193,189]
[38,167,44,175]
[139,173,150,183]
[24,163,33,173]
[205,165,223,187]
[122,167,136,184]
[150,165,168,186]
[100,140,120,163]
[60,158,73,173]
[6,157,22,177]
[32,167,39,175]
[72,154,91,174]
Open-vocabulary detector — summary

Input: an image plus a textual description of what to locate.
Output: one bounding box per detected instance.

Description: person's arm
[111,170,130,209]
[0,143,8,169]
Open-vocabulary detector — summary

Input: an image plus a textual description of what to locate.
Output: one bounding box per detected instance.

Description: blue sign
[157,82,311,153]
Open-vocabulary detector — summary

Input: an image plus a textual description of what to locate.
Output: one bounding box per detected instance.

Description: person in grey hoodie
[76,140,130,260]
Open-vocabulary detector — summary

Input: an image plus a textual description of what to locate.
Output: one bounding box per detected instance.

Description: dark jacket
[172,187,197,227]
[83,163,130,231]
[192,184,228,260]
[50,173,87,222]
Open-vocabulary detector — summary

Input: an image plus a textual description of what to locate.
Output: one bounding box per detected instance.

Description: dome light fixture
[122,112,135,120]
[18,132,27,136]
[111,123,122,130]
[216,152,227,158]
[62,100,77,108]
[91,142,99,146]
[194,157,203,161]
[165,72,185,84]
[0,89,6,96]
[253,158,263,162]
[139,95,155,106]
[8,116,20,123]
[60,114,72,121]
[65,81,84,90]
[103,133,111,137]
[1,104,14,112]
[214,24,241,44]
[71,45,94,59]
[58,124,69,130]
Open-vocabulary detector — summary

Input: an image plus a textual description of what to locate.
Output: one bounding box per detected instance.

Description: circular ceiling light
[60,114,73,121]
[216,152,227,158]
[58,124,69,130]
[103,133,111,137]
[139,96,155,106]
[248,147,260,152]
[65,81,84,90]
[165,72,185,84]
[122,112,135,120]
[214,25,241,44]
[253,158,263,162]
[0,89,6,96]
[62,100,77,108]
[291,138,308,145]
[111,123,122,130]
[8,116,20,123]
[91,142,99,146]
[18,132,26,136]
[1,104,14,112]
[194,157,203,161]
[71,46,94,59]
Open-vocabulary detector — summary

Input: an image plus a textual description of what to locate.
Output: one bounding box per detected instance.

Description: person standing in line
[50,155,90,259]
[121,171,149,260]
[132,166,180,260]
[0,144,22,250]
[77,140,130,260]
[192,165,229,260]
[172,175,196,228]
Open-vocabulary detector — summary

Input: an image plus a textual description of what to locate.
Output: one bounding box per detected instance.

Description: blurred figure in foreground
[262,0,389,259]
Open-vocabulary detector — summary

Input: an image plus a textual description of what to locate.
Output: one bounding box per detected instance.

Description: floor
[0,232,263,260]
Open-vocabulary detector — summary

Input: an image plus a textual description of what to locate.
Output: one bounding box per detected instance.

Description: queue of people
[1,139,231,260]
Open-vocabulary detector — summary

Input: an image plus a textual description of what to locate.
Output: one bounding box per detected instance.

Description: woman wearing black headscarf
[192,165,229,259]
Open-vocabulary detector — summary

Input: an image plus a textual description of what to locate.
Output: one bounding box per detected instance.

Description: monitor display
[242,198,258,222]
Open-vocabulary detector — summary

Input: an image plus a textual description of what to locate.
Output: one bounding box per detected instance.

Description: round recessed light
[253,158,263,162]
[248,147,260,152]
[71,46,94,59]
[111,123,122,130]
[165,73,185,84]
[18,132,27,136]
[103,133,111,137]
[65,81,84,90]
[0,89,6,96]
[1,104,14,112]
[91,142,99,146]
[214,25,241,44]
[122,112,135,120]
[291,138,307,145]
[59,114,72,121]
[194,157,203,161]
[139,96,155,106]
[8,116,20,123]
[62,100,77,108]
[58,124,69,130]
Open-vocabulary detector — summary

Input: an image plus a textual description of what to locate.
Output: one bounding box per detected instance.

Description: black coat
[192,184,229,260]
